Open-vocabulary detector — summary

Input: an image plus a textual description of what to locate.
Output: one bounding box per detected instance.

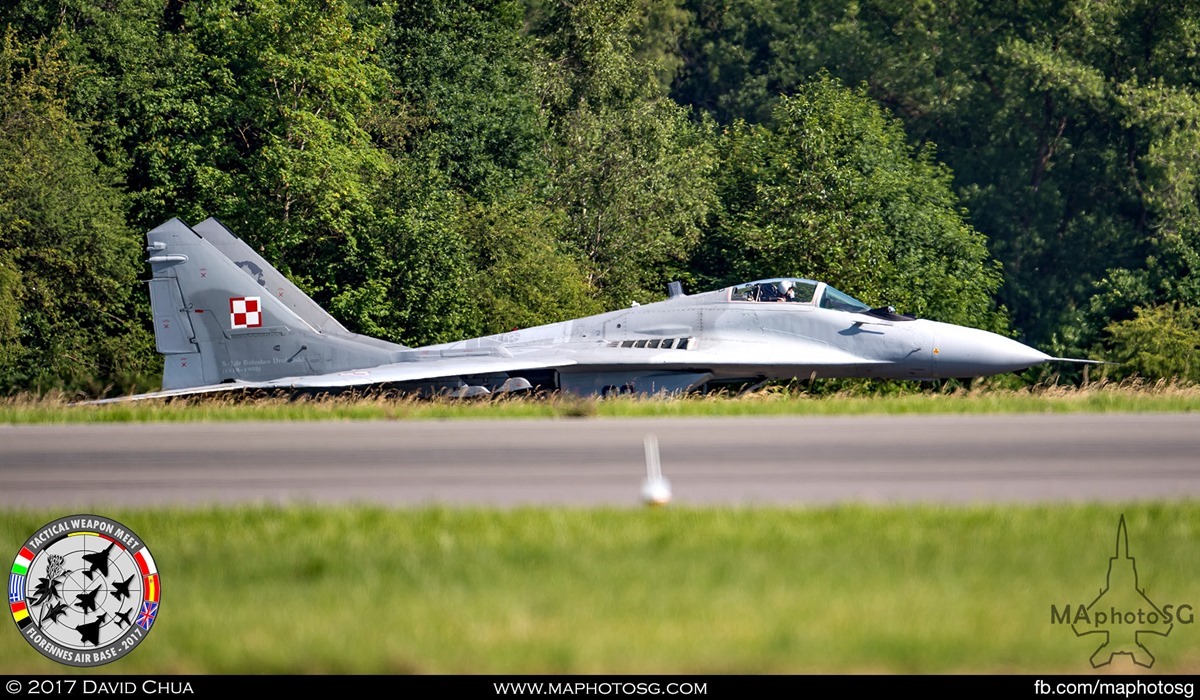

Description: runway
[2,413,1199,508]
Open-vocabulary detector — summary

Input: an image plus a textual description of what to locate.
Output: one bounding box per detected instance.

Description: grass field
[3,504,1198,675]
[4,379,1200,424]
[4,382,1197,675]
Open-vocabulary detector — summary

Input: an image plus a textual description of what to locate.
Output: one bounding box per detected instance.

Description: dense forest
[1,0,1197,396]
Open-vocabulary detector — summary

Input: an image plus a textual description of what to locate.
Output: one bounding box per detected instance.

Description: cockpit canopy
[729,277,871,312]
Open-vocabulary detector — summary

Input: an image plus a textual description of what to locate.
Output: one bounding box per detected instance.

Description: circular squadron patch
[8,514,160,666]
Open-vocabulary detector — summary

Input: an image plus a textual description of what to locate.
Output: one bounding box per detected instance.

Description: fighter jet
[74,585,101,614]
[110,574,135,601]
[81,543,113,581]
[95,217,1097,402]
[75,614,106,646]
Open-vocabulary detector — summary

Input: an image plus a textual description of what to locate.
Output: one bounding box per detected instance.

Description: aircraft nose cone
[931,324,1051,377]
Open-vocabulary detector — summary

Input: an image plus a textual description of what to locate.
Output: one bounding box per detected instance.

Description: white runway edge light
[642,433,672,506]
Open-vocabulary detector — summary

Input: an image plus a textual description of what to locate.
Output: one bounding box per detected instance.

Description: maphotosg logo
[8,514,161,666]
[1050,514,1193,668]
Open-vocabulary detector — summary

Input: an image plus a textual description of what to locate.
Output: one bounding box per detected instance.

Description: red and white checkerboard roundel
[229,296,262,329]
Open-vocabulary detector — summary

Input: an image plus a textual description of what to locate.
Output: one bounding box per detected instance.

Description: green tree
[0,29,154,393]
[1092,79,1200,330]
[134,0,451,345]
[382,0,548,200]
[533,0,719,307]
[1104,304,1200,383]
[327,156,485,347]
[462,198,605,334]
[696,75,1004,329]
[674,1,1200,361]
[177,0,390,269]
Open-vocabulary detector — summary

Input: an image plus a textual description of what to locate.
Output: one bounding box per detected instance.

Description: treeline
[1,0,1196,396]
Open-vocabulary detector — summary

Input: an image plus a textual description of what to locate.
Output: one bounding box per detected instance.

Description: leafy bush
[1103,304,1200,383]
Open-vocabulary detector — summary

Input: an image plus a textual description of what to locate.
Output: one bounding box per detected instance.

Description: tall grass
[2,378,1199,424]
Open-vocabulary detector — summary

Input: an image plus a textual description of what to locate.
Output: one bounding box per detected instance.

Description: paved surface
[2,414,1198,508]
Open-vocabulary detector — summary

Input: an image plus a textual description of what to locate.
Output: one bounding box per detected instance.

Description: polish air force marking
[9,514,160,666]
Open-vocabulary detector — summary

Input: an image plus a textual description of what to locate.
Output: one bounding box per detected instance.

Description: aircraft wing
[259,352,577,388]
[81,336,887,404]
[80,352,580,404]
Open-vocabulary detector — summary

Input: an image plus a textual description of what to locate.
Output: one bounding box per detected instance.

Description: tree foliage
[675,0,1200,363]
[383,0,547,200]
[11,1,1200,392]
[534,0,719,307]
[1104,304,1200,383]
[0,29,154,393]
[696,75,1003,329]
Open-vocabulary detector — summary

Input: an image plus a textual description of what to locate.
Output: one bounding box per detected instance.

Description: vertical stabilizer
[192,218,351,337]
[192,217,407,351]
[146,219,401,390]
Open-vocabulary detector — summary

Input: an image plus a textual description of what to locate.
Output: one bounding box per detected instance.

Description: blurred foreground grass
[2,504,1198,674]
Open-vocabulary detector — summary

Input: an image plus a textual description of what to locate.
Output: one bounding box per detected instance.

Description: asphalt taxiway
[2,413,1198,508]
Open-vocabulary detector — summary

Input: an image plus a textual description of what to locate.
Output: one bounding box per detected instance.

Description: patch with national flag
[137,601,158,631]
[135,548,157,577]
[11,547,33,576]
[11,514,163,666]
[229,296,262,329]
[143,574,160,604]
[8,573,24,603]
[10,600,31,630]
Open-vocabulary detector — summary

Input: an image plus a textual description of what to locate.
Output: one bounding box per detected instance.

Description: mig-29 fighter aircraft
[104,217,1094,401]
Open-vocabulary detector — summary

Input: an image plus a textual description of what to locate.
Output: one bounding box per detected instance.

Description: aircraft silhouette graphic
[1072,516,1173,668]
[110,574,135,601]
[81,543,114,581]
[74,585,101,614]
[75,613,107,646]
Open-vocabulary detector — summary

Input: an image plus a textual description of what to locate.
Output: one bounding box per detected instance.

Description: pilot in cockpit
[757,282,780,302]
[763,280,794,302]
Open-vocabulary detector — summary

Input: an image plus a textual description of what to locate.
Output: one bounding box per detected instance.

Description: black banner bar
[3,675,1197,698]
